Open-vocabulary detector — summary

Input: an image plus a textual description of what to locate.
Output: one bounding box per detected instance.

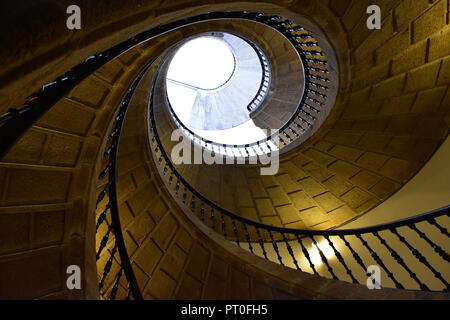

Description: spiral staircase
[0,0,449,300]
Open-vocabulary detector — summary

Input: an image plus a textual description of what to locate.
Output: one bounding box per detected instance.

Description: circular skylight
[167,37,235,89]
[165,33,270,146]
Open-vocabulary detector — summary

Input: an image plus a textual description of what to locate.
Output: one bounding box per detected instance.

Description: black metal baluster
[96,182,111,205]
[232,219,240,247]
[200,201,205,222]
[295,235,318,275]
[288,126,299,138]
[428,218,450,237]
[292,120,306,132]
[98,164,113,182]
[286,25,305,32]
[324,235,357,283]
[340,234,380,288]
[305,50,325,57]
[102,143,117,160]
[124,283,132,300]
[305,96,324,106]
[210,208,216,230]
[278,135,286,146]
[168,170,174,185]
[182,186,187,204]
[220,212,227,238]
[391,228,448,290]
[307,89,327,99]
[190,197,196,216]
[175,180,180,197]
[96,224,113,260]
[301,109,317,120]
[99,243,118,290]
[242,222,254,254]
[305,58,327,65]
[282,130,292,143]
[307,67,329,75]
[282,233,300,270]
[339,235,367,274]
[256,227,269,260]
[96,64,150,300]
[356,233,404,289]
[96,202,111,230]
[373,230,428,290]
[304,102,321,113]
[269,231,284,266]
[109,267,123,300]
[108,127,120,140]
[409,224,449,262]
[296,116,312,127]
[307,74,330,83]
[310,236,338,280]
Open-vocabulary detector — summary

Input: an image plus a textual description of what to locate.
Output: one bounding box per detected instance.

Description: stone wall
[152,0,450,231]
[108,64,448,299]
[0,41,159,299]
[0,0,449,299]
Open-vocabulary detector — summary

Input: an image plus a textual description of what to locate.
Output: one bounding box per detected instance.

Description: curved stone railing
[164,16,331,159]
[245,39,271,113]
[0,12,332,160]
[93,63,155,300]
[148,67,450,293]
[0,10,330,300]
[1,11,448,299]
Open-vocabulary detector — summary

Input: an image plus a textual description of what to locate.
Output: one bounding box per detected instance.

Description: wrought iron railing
[0,10,326,301]
[167,101,278,159]
[93,63,154,300]
[149,69,450,292]
[164,16,331,159]
[0,12,330,160]
[245,40,271,113]
[2,10,448,298]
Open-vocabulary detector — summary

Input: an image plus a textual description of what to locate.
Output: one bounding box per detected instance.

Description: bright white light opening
[309,240,335,266]
[167,37,235,89]
[165,33,272,150]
